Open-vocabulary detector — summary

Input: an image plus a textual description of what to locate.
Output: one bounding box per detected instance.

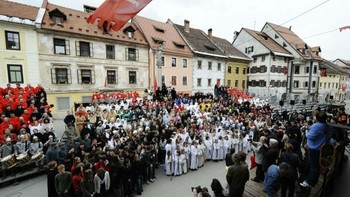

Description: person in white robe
[190,142,198,170]
[212,139,220,161]
[204,136,212,160]
[173,150,183,176]
[197,141,205,168]
[165,151,173,175]
[180,149,188,174]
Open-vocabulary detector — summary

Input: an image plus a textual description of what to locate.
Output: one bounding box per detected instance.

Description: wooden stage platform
[243,167,323,197]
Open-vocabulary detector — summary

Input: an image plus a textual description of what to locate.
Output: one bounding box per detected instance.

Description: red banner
[87,0,152,32]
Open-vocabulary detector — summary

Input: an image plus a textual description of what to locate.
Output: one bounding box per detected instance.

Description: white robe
[173,154,183,176]
[204,139,212,160]
[165,154,173,175]
[181,154,188,174]
[212,142,220,160]
[190,145,198,170]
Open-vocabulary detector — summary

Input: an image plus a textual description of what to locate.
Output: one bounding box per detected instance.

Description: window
[245,46,254,53]
[320,82,322,87]
[82,96,92,103]
[227,80,231,87]
[51,67,71,84]
[54,17,63,25]
[78,69,95,84]
[313,65,317,74]
[336,83,338,89]
[294,80,299,88]
[197,78,202,87]
[7,65,23,83]
[328,83,330,88]
[305,67,309,73]
[228,66,232,73]
[106,45,115,59]
[272,56,276,61]
[259,66,267,73]
[284,57,288,63]
[253,57,257,63]
[198,60,202,69]
[217,63,221,71]
[57,97,70,111]
[5,31,20,50]
[243,68,246,74]
[171,58,176,67]
[76,41,93,57]
[183,59,187,68]
[161,75,165,85]
[304,81,308,88]
[53,38,70,55]
[235,80,238,87]
[129,71,137,84]
[171,76,177,85]
[282,81,287,87]
[271,65,276,73]
[312,81,316,88]
[294,66,300,74]
[107,70,116,84]
[126,48,139,61]
[208,62,212,70]
[261,56,266,62]
[161,57,165,67]
[182,76,187,85]
[208,78,212,87]
[236,67,239,74]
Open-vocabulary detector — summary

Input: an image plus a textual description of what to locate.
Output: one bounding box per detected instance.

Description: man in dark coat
[226,151,249,197]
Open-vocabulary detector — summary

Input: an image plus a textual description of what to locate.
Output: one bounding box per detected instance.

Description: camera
[191,186,202,193]
[248,139,253,143]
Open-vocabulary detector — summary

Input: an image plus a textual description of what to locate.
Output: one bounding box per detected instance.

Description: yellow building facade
[225,61,249,90]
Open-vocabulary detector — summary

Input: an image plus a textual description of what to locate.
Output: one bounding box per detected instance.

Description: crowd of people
[1,82,348,197]
[0,83,53,175]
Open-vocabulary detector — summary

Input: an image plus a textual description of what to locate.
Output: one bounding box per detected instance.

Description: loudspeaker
[279,101,284,107]
[330,95,334,100]
[302,100,306,105]
[290,100,295,105]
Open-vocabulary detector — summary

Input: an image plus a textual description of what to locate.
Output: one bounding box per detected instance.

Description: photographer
[250,136,266,182]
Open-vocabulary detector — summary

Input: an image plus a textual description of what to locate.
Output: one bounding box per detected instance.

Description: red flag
[320,68,326,77]
[153,79,157,93]
[87,0,152,32]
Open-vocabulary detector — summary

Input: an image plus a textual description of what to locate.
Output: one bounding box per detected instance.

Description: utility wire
[281,0,330,25]
[234,0,331,47]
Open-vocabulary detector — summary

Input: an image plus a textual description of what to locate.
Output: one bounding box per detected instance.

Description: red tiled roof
[0,0,39,21]
[41,3,148,45]
[243,28,291,56]
[133,16,192,55]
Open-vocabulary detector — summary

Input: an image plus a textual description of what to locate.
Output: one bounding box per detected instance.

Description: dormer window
[153,25,165,33]
[49,8,67,26]
[173,41,185,49]
[152,37,164,45]
[123,26,136,38]
[204,45,215,51]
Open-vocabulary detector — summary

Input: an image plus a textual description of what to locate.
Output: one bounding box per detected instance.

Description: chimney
[208,28,212,38]
[289,26,292,30]
[41,0,48,8]
[233,31,239,41]
[184,20,190,33]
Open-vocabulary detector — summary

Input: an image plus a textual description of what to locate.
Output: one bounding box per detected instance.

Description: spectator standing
[47,161,58,197]
[226,151,249,197]
[264,163,290,197]
[54,164,72,197]
[300,112,327,188]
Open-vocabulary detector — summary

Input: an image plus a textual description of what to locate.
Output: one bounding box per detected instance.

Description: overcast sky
[9,0,350,60]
